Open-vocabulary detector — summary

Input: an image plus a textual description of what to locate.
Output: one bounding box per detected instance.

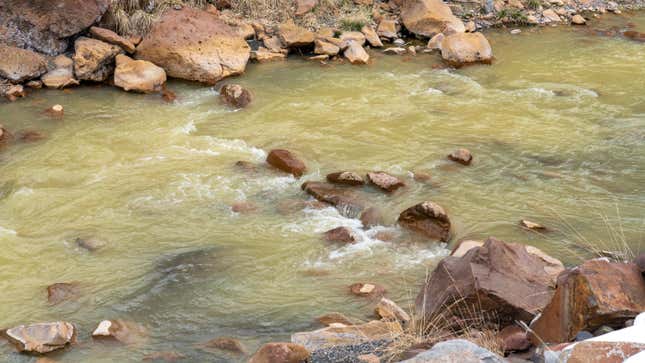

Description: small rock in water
[161,86,177,103]
[142,351,186,361]
[76,237,106,251]
[383,47,407,55]
[231,201,258,214]
[572,14,587,25]
[47,282,80,305]
[407,46,416,55]
[326,171,364,186]
[45,104,64,118]
[5,84,26,102]
[198,337,246,354]
[323,226,356,243]
[360,207,385,228]
[0,124,11,142]
[219,84,253,108]
[317,312,355,326]
[574,331,594,341]
[267,149,307,177]
[4,322,76,354]
[398,201,451,242]
[427,33,444,51]
[18,130,46,143]
[349,282,386,298]
[412,171,432,182]
[510,29,521,35]
[92,319,148,345]
[366,171,405,193]
[519,219,547,231]
[447,148,473,165]
[249,342,310,363]
[393,38,405,46]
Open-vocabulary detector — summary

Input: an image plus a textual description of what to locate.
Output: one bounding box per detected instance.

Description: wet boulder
[301,181,365,216]
[416,237,562,325]
[92,319,148,345]
[291,320,402,351]
[0,44,47,83]
[0,0,110,55]
[89,26,136,53]
[323,226,356,243]
[4,322,76,354]
[135,7,250,84]
[18,130,46,143]
[278,22,315,48]
[344,41,370,65]
[326,171,364,186]
[46,282,80,305]
[398,201,451,241]
[400,0,465,38]
[530,259,645,344]
[447,148,472,165]
[249,342,310,363]
[41,55,78,89]
[267,149,306,177]
[366,172,405,193]
[350,282,386,298]
[114,55,166,93]
[440,32,493,67]
[399,339,505,363]
[219,84,253,108]
[72,37,123,81]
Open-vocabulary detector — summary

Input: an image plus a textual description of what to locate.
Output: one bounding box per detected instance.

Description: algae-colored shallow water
[0,13,644,362]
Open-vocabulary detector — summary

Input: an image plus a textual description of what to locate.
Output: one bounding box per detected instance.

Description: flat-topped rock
[4,322,76,354]
[398,201,451,241]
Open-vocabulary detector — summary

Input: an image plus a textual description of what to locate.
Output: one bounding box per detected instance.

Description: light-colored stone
[73,37,122,81]
[114,54,166,93]
[440,32,493,66]
[542,8,562,22]
[400,0,465,37]
[278,21,315,47]
[377,19,398,39]
[291,320,402,351]
[253,48,288,62]
[399,339,505,363]
[314,39,340,56]
[361,25,383,47]
[427,33,445,50]
[375,297,411,325]
[571,14,586,24]
[41,55,78,88]
[343,41,370,64]
[89,26,135,53]
[5,322,76,354]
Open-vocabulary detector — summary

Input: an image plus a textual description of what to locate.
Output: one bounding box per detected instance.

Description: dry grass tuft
[108,0,209,35]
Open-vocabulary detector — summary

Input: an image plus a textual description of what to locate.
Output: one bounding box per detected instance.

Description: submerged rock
[519,219,547,231]
[219,84,253,108]
[45,104,65,118]
[89,26,135,53]
[400,0,465,38]
[447,148,473,165]
[75,237,106,251]
[440,32,493,67]
[73,37,122,82]
[249,342,310,363]
[398,201,451,241]
[47,282,80,305]
[326,171,364,186]
[530,259,645,344]
[416,237,562,325]
[366,172,405,193]
[4,322,76,354]
[18,130,46,143]
[360,207,385,228]
[92,319,148,345]
[349,282,386,298]
[323,226,356,243]
[0,44,47,83]
[114,54,166,93]
[0,0,110,55]
[399,339,505,363]
[135,7,250,84]
[198,336,246,354]
[317,312,356,326]
[41,55,78,89]
[267,149,307,177]
[142,351,186,361]
[301,181,365,217]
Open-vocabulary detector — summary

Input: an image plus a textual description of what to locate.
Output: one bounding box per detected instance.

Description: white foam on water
[170,145,221,157]
[204,136,267,160]
[425,87,444,95]
[0,226,17,236]
[177,120,197,135]
[13,187,34,197]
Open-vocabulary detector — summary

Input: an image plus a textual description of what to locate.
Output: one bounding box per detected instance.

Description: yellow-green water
[0,13,644,362]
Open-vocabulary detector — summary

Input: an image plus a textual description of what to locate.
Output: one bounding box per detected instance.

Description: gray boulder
[399,339,505,362]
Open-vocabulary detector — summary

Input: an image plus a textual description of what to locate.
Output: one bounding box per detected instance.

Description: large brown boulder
[135,8,250,84]
[0,0,110,55]
[530,259,645,344]
[398,201,451,241]
[4,322,76,354]
[267,149,306,177]
[0,44,47,82]
[73,37,122,81]
[249,342,310,363]
[400,0,465,38]
[114,54,166,93]
[416,237,562,325]
[41,55,78,88]
[440,32,493,67]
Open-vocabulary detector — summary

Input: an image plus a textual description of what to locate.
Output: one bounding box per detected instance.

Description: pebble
[511,29,522,35]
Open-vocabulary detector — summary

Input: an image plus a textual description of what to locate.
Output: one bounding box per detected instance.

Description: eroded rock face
[41,55,78,89]
[400,0,465,38]
[89,26,135,53]
[267,149,306,177]
[219,84,253,108]
[4,322,76,354]
[377,19,398,39]
[416,237,562,325]
[398,201,451,241]
[291,320,402,351]
[440,32,493,66]
[0,0,110,55]
[530,259,645,344]
[73,37,122,81]
[366,172,405,192]
[0,44,47,82]
[114,54,166,93]
[135,8,250,84]
[249,342,310,363]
